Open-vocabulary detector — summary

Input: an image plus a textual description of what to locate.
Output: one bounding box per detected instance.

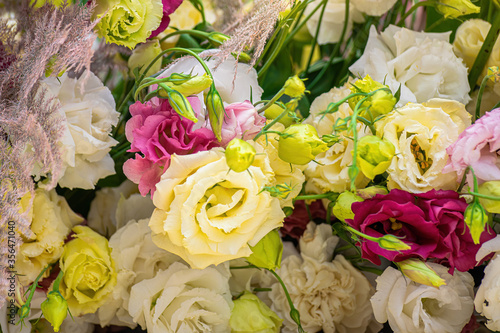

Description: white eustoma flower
[351,0,398,16]
[40,72,119,189]
[129,261,233,333]
[350,25,471,106]
[371,264,474,333]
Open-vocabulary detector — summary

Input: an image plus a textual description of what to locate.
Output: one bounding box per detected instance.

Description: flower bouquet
[1,0,500,332]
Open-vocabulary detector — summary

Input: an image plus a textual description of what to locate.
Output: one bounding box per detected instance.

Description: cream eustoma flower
[351,0,398,16]
[128,261,233,333]
[304,0,364,45]
[16,189,83,286]
[303,82,371,194]
[39,72,119,189]
[371,264,474,333]
[150,148,285,269]
[268,223,378,333]
[89,219,180,328]
[87,180,155,237]
[453,19,492,71]
[350,25,471,106]
[375,98,471,193]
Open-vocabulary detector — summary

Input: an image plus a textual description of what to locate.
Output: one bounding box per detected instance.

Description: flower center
[410,138,432,174]
[389,218,403,230]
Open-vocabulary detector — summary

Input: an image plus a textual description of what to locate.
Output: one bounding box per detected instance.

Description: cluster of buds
[349,75,396,120]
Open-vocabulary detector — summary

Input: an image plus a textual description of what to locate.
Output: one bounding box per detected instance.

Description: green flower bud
[160,84,198,123]
[478,181,500,214]
[349,75,396,118]
[160,74,213,97]
[464,202,489,244]
[378,234,411,252]
[247,229,283,270]
[264,104,296,127]
[397,259,446,288]
[356,186,388,199]
[370,89,397,117]
[356,135,395,179]
[278,124,328,165]
[206,85,225,141]
[41,291,68,332]
[230,292,283,333]
[225,139,256,172]
[437,0,480,18]
[208,32,231,46]
[128,39,162,78]
[332,191,364,222]
[283,75,306,98]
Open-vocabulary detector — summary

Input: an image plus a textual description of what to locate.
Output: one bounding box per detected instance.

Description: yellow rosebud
[370,89,397,117]
[397,258,447,288]
[246,229,283,270]
[94,0,163,49]
[332,191,364,222]
[378,234,411,252]
[349,75,396,118]
[128,40,162,78]
[464,202,489,244]
[206,85,225,141]
[230,292,283,333]
[478,181,500,214]
[356,135,395,179]
[264,104,296,127]
[225,139,256,172]
[278,124,328,165]
[60,226,117,316]
[41,291,68,332]
[356,186,388,199]
[283,75,306,98]
[437,0,480,18]
[162,74,213,96]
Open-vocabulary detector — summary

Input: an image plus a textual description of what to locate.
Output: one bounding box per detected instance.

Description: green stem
[258,26,289,77]
[468,11,500,89]
[396,1,436,26]
[345,225,380,243]
[17,265,52,324]
[469,191,500,201]
[304,0,328,75]
[457,166,469,192]
[475,73,494,122]
[158,29,211,44]
[425,16,445,32]
[283,0,324,47]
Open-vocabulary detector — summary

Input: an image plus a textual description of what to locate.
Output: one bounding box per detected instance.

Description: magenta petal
[149,0,184,38]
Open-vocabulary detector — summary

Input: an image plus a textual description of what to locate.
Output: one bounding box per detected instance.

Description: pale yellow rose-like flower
[372,264,474,333]
[453,19,491,71]
[254,122,306,208]
[303,82,371,194]
[16,189,83,286]
[150,149,285,269]
[351,0,398,16]
[128,261,233,333]
[375,98,471,193]
[89,219,181,328]
[59,226,117,316]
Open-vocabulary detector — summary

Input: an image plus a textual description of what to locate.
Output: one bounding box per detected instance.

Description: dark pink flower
[150,0,184,38]
[444,108,500,184]
[346,189,495,272]
[124,97,218,196]
[220,101,266,146]
[282,200,326,240]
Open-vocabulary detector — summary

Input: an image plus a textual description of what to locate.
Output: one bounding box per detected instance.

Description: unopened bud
[41,291,68,332]
[208,32,231,46]
[332,191,363,222]
[378,234,411,252]
[356,135,395,179]
[166,74,212,96]
[349,75,396,118]
[160,85,198,123]
[206,85,225,141]
[278,124,328,165]
[264,104,296,127]
[283,75,306,98]
[437,0,480,18]
[247,229,283,270]
[478,181,500,214]
[225,139,256,172]
[356,186,388,199]
[464,201,489,244]
[397,259,446,288]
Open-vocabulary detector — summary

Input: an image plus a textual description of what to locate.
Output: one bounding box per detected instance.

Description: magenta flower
[346,189,495,272]
[282,200,326,240]
[220,101,266,146]
[150,0,184,38]
[444,108,500,184]
[123,97,218,196]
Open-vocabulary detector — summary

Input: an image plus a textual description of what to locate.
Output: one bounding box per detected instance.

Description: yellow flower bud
[349,75,396,118]
[246,229,283,270]
[378,234,411,252]
[278,124,328,165]
[41,291,68,332]
[230,292,283,333]
[264,104,296,127]
[356,186,388,199]
[478,181,500,214]
[165,74,213,96]
[208,32,231,46]
[356,136,395,179]
[160,85,198,123]
[225,139,256,172]
[464,202,489,244]
[397,259,447,288]
[437,0,480,18]
[206,85,225,141]
[332,191,364,222]
[283,75,306,98]
[370,89,397,117]
[128,40,162,78]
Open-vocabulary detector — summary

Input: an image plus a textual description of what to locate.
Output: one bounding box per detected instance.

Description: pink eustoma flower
[220,101,266,146]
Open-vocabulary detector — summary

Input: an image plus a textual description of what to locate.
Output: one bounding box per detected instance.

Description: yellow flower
[397,259,446,288]
[479,181,500,214]
[150,149,285,269]
[59,226,117,316]
[41,291,68,332]
[375,98,470,193]
[283,75,306,98]
[128,39,162,78]
[464,202,489,244]
[94,0,163,49]
[16,189,83,286]
[331,191,363,222]
[453,19,491,71]
[356,135,395,179]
